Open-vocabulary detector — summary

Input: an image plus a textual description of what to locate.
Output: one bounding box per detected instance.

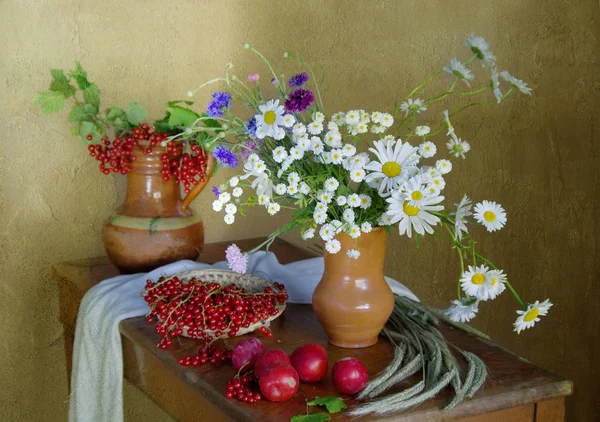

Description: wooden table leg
[535,398,565,422]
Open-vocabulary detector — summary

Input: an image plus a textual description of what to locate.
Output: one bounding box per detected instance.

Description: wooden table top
[53,238,573,422]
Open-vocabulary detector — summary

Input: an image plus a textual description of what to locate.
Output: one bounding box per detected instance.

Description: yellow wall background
[1,0,598,421]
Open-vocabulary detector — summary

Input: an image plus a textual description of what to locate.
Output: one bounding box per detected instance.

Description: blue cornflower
[206,92,232,117]
[211,186,221,196]
[288,72,309,87]
[213,146,239,168]
[244,117,257,138]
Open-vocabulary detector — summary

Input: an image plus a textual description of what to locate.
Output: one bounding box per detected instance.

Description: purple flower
[213,146,239,168]
[270,77,278,85]
[240,138,262,162]
[244,117,257,138]
[225,244,248,274]
[288,72,309,87]
[285,88,315,113]
[248,73,260,82]
[211,186,221,196]
[206,92,232,117]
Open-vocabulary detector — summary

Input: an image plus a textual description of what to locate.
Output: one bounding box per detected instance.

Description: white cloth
[69,251,418,422]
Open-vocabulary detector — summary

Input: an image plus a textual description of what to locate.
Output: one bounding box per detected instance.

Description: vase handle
[182,151,215,211]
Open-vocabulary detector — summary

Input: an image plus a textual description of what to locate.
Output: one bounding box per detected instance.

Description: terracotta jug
[102,143,214,273]
[312,227,395,348]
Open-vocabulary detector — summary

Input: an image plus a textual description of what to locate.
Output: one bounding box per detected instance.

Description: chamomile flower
[491,68,502,103]
[380,113,394,127]
[325,239,342,254]
[299,182,311,195]
[297,137,312,151]
[348,153,369,169]
[347,249,361,260]
[370,125,386,134]
[212,200,223,212]
[308,121,324,135]
[399,98,427,116]
[419,141,437,158]
[313,211,327,224]
[345,110,360,125]
[343,208,355,223]
[347,194,361,207]
[436,159,452,174]
[229,176,240,187]
[219,192,231,203]
[272,146,288,163]
[324,177,340,192]
[415,125,431,137]
[402,176,428,207]
[465,34,496,67]
[500,71,532,95]
[383,134,396,143]
[379,214,394,226]
[350,168,366,183]
[330,149,343,164]
[318,191,333,204]
[232,187,243,198]
[445,298,479,323]
[514,299,552,334]
[224,213,235,224]
[287,184,299,195]
[474,200,507,232]
[361,222,372,233]
[342,144,357,157]
[252,173,274,198]
[314,202,328,213]
[274,184,287,195]
[225,203,238,214]
[327,121,339,132]
[302,228,315,240]
[312,111,325,123]
[385,190,444,237]
[460,265,493,301]
[279,114,295,128]
[430,176,446,191]
[336,196,347,206]
[311,137,324,154]
[453,195,472,241]
[257,195,270,206]
[447,136,471,159]
[292,123,306,136]
[255,99,286,139]
[347,225,361,238]
[488,269,507,299]
[289,147,304,161]
[365,139,420,197]
[359,195,372,209]
[443,58,475,87]
[287,172,300,185]
[331,112,346,125]
[371,111,382,123]
[320,224,335,241]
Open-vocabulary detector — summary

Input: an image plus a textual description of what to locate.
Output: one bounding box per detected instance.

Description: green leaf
[33,91,66,115]
[106,107,125,121]
[154,116,174,134]
[307,397,348,413]
[167,100,194,106]
[68,103,87,122]
[290,414,331,422]
[70,126,79,136]
[200,112,222,130]
[49,69,76,98]
[78,120,102,143]
[84,104,98,115]
[167,106,200,128]
[69,61,90,90]
[83,83,101,109]
[125,101,148,126]
[112,117,129,129]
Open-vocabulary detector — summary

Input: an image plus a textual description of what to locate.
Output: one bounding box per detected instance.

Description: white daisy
[318,191,333,204]
[445,298,479,323]
[229,176,239,187]
[399,98,427,116]
[348,152,369,169]
[232,187,243,198]
[350,168,366,183]
[419,141,437,158]
[218,192,231,203]
[224,213,235,225]
[313,211,327,224]
[415,125,431,137]
[488,269,507,300]
[447,135,471,159]
[380,114,394,127]
[312,111,325,123]
[342,144,357,157]
[359,194,372,209]
[320,224,335,241]
[361,222,372,233]
[364,139,420,197]
[308,121,324,135]
[342,208,355,224]
[299,182,311,195]
[272,146,288,163]
[383,135,395,143]
[491,68,502,103]
[370,125,386,134]
[430,176,446,191]
[297,137,312,151]
[453,195,472,241]
[289,147,304,161]
[331,220,344,233]
[225,203,237,214]
[282,113,295,128]
[314,202,328,213]
[287,184,299,195]
[266,202,280,215]
[331,112,346,125]
[292,123,306,136]
[460,265,494,301]
[378,214,394,226]
[212,200,223,212]
[302,228,315,240]
[287,172,299,185]
[514,299,552,334]
[274,184,287,195]
[474,200,507,232]
[347,194,361,207]
[500,71,532,95]
[255,100,286,139]
[325,239,342,254]
[311,137,324,154]
[465,34,496,67]
[336,196,347,206]
[436,159,452,174]
[347,225,361,238]
[324,177,339,192]
[327,121,339,132]
[386,191,444,237]
[345,110,360,125]
[371,112,383,123]
[402,176,428,207]
[330,149,343,164]
[257,195,270,206]
[443,58,475,87]
[347,249,361,260]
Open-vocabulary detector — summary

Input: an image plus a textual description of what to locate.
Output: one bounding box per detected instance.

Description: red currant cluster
[225,374,263,403]
[177,344,232,367]
[87,136,137,175]
[142,276,287,350]
[161,143,208,194]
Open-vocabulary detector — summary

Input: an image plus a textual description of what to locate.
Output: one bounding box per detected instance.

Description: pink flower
[225,244,248,274]
[247,73,260,82]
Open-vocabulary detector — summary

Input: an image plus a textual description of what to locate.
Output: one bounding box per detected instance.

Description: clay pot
[102,143,214,274]
[312,227,395,348]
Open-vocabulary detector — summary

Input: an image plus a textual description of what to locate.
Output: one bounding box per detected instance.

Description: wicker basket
[170,269,287,339]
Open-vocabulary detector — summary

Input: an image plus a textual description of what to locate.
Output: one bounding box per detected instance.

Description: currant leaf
[106,107,126,121]
[167,106,200,128]
[69,62,90,90]
[125,101,148,126]
[83,83,101,109]
[49,69,76,98]
[33,91,66,115]
[290,414,331,422]
[307,396,348,413]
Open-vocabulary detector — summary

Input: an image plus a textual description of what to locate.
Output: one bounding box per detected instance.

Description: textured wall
[1,0,598,421]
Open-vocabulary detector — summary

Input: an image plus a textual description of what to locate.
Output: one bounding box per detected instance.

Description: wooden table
[53,238,572,422]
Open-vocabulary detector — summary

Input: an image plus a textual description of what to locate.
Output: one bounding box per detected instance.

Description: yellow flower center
[382,162,401,178]
[403,202,420,216]
[523,307,539,322]
[484,211,496,222]
[411,191,423,201]
[491,277,497,286]
[264,111,276,125]
[471,273,485,285]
